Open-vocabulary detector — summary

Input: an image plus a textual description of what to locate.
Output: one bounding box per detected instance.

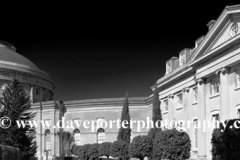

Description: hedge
[99,142,112,159]
[88,143,100,160]
[110,140,129,160]
[152,128,191,160]
[0,144,20,160]
[71,145,82,157]
[80,144,91,160]
[128,135,152,160]
[211,119,240,160]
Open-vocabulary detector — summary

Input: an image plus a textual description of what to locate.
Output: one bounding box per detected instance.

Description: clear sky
[1,2,240,101]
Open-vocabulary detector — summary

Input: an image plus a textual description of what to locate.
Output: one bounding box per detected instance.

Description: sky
[1,2,240,101]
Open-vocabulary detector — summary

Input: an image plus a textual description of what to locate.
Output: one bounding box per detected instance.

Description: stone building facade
[1,4,240,160]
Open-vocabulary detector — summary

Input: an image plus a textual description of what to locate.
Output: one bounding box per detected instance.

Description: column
[219,67,230,121]
[30,84,34,103]
[168,94,174,121]
[55,110,60,157]
[197,78,206,159]
[39,102,43,159]
[182,87,190,133]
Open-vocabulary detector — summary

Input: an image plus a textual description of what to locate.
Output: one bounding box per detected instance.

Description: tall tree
[0,79,37,160]
[148,84,162,140]
[117,92,131,143]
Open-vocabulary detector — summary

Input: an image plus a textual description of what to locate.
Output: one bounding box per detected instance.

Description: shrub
[128,135,152,160]
[99,142,112,160]
[80,144,91,160]
[0,145,20,160]
[110,140,129,160]
[211,119,240,160]
[71,145,82,157]
[152,128,191,160]
[88,143,100,160]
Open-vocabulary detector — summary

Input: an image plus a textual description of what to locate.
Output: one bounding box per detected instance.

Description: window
[36,88,40,95]
[130,125,133,142]
[237,109,240,118]
[1,84,6,90]
[212,114,220,128]
[176,93,183,108]
[0,97,4,111]
[46,90,49,99]
[193,119,198,149]
[44,129,51,153]
[210,77,220,95]
[230,22,239,37]
[73,129,81,145]
[235,68,240,88]
[163,99,169,111]
[193,87,198,102]
[97,128,105,144]
[177,121,184,132]
[166,60,172,74]
[180,53,186,66]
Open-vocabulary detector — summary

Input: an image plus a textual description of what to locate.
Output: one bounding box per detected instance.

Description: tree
[0,79,37,160]
[110,140,129,160]
[99,142,112,160]
[152,129,191,160]
[58,131,74,157]
[128,135,152,160]
[117,92,131,143]
[88,143,100,160]
[148,84,162,140]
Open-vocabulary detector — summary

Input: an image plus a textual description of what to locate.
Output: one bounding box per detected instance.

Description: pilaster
[182,87,190,134]
[30,84,34,103]
[168,94,174,121]
[196,78,207,159]
[37,102,43,159]
[219,67,230,121]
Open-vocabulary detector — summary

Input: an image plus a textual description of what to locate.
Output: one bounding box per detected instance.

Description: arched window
[44,129,51,154]
[97,128,105,144]
[73,129,81,145]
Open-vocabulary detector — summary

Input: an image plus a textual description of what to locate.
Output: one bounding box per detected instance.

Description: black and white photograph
[1,2,240,160]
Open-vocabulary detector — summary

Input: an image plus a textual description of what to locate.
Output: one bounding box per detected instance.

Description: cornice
[64,97,147,104]
[0,68,55,90]
[152,67,194,92]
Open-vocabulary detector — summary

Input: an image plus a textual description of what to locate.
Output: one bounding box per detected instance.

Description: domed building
[2,5,240,160]
[0,40,55,102]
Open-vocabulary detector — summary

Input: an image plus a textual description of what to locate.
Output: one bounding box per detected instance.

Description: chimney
[207,20,216,31]
[195,36,205,48]
[166,57,178,74]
